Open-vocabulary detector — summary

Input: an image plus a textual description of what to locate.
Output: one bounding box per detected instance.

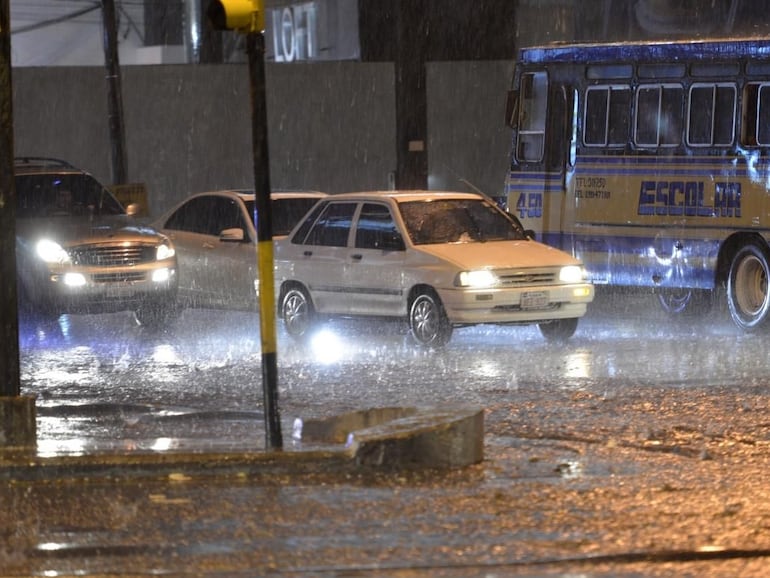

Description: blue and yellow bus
[504,37,770,330]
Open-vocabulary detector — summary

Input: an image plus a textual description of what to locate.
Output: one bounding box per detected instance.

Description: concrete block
[0,396,37,449]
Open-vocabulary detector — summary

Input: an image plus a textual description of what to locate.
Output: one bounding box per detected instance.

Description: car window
[300,202,356,247]
[15,173,124,219]
[271,197,321,236]
[355,203,404,250]
[164,196,249,237]
[399,198,527,245]
[290,202,326,244]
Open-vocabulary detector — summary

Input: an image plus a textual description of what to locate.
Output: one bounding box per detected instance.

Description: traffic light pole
[247,31,282,450]
[205,0,282,451]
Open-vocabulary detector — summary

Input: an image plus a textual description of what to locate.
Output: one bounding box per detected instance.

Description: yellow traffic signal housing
[207,0,264,33]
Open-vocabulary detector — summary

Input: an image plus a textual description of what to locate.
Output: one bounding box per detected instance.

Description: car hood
[17,215,167,246]
[416,239,582,269]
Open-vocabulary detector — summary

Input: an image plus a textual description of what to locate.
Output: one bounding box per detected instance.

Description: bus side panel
[505,170,564,248]
[570,154,758,290]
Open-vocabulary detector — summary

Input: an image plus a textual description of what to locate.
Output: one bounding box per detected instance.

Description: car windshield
[15,173,125,219]
[398,198,527,245]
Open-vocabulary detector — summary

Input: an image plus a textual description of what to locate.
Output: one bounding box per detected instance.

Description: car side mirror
[524,229,536,240]
[220,227,245,242]
[125,203,140,217]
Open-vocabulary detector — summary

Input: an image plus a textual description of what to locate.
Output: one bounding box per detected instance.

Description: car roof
[320,190,485,203]
[192,189,327,202]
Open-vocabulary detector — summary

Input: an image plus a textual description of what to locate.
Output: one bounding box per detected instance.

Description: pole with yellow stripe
[207,0,282,449]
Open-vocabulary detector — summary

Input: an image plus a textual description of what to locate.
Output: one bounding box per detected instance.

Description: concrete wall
[12,61,512,217]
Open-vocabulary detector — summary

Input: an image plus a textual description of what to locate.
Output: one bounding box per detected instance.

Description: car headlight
[156,243,175,261]
[455,270,499,288]
[559,265,585,284]
[36,239,71,264]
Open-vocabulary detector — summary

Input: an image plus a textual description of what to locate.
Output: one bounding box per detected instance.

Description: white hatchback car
[275,190,595,347]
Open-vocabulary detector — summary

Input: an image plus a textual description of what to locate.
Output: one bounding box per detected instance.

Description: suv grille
[70,244,156,267]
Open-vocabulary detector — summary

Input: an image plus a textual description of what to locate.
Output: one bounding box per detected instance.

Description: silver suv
[14,157,178,328]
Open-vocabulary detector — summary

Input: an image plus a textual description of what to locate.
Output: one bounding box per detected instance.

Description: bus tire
[727,243,770,331]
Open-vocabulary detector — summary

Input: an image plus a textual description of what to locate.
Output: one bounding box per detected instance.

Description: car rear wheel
[409,291,453,347]
[281,286,315,340]
[538,318,578,342]
[727,243,770,330]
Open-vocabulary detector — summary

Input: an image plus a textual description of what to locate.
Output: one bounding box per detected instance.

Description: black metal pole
[247,31,282,450]
[0,0,20,398]
[101,0,128,184]
[394,0,428,190]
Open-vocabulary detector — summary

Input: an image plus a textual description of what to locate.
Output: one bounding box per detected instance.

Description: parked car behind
[153,189,326,311]
[14,157,178,327]
[275,190,595,347]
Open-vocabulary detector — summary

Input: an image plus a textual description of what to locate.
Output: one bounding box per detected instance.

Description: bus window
[742,83,770,146]
[584,85,631,147]
[758,85,770,145]
[516,72,547,162]
[635,84,683,147]
[687,83,736,146]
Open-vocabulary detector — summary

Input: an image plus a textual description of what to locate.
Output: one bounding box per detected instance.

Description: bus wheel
[727,243,770,331]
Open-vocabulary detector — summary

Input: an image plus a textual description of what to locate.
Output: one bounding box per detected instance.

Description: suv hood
[17,215,167,247]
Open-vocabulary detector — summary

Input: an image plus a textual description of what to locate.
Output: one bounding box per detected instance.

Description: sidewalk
[0,405,485,481]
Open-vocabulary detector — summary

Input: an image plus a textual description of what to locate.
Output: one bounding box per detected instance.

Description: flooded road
[17,287,768,450]
[5,289,770,576]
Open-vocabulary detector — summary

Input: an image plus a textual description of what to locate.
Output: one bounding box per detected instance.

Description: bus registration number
[521,291,548,309]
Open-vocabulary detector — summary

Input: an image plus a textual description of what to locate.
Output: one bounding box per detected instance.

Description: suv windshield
[15,173,125,219]
[399,198,528,245]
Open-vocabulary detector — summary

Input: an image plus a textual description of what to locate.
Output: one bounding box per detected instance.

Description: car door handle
[351,254,363,261]
[303,250,313,257]
[203,242,216,249]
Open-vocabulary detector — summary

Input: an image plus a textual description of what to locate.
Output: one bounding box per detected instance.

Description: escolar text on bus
[637,181,741,218]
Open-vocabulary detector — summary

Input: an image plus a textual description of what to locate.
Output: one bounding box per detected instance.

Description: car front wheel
[409,291,453,347]
[134,301,178,330]
[538,318,578,342]
[281,286,315,340]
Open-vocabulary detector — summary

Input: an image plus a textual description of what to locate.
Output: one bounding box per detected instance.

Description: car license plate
[521,291,548,309]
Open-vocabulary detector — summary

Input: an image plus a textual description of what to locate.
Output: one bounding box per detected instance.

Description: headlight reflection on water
[309,329,345,364]
[563,349,592,380]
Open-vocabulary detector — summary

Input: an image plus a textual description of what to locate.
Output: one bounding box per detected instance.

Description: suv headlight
[156,243,175,261]
[36,239,71,264]
[559,265,585,284]
[455,270,498,288]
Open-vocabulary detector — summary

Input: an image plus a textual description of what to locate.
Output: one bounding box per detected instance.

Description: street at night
[3,290,770,576]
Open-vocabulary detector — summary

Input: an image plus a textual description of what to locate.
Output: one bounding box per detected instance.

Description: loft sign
[270,2,318,62]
